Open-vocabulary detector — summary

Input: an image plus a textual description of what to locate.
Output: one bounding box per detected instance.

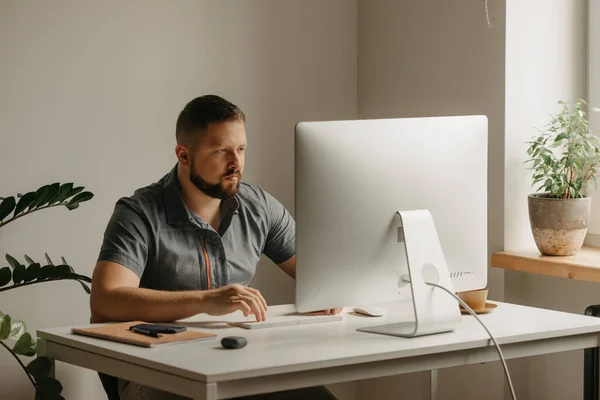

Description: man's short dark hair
[176,95,246,147]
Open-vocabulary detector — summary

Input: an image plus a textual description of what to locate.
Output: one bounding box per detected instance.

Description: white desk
[37,301,600,400]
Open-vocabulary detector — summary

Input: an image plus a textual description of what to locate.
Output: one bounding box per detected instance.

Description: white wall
[0,1,357,399]
[588,0,600,235]
[5,2,591,400]
[357,1,506,399]
[504,1,589,399]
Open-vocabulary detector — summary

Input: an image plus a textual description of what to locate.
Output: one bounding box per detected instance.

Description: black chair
[98,372,120,400]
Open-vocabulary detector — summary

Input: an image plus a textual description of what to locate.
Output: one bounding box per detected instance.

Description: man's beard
[189,164,241,200]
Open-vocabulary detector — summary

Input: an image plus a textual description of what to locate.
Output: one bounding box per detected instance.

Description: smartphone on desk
[129,323,187,334]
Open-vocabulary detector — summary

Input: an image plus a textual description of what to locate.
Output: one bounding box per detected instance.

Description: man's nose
[229,152,242,168]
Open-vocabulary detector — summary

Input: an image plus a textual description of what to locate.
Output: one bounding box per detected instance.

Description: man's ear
[175,145,190,167]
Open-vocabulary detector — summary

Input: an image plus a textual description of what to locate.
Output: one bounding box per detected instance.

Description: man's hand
[202,284,268,321]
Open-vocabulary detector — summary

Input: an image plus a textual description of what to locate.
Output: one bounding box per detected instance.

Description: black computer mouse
[221,336,247,349]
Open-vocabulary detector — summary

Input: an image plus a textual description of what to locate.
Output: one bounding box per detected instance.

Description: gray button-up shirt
[97,165,295,291]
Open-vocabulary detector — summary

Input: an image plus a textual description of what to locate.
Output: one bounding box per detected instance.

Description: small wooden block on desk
[491,246,600,283]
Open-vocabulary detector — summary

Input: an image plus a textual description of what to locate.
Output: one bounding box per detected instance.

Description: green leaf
[67,274,91,293]
[66,191,94,208]
[25,263,41,282]
[53,265,70,278]
[67,186,84,198]
[30,185,50,210]
[36,377,63,396]
[45,253,54,266]
[39,265,55,280]
[13,192,36,217]
[6,254,22,269]
[13,332,36,356]
[24,254,35,265]
[36,393,65,400]
[65,203,79,210]
[0,267,12,286]
[0,314,11,339]
[63,272,91,282]
[56,183,74,203]
[27,357,53,381]
[13,265,26,284]
[554,132,568,142]
[9,319,26,340]
[40,183,60,207]
[77,281,91,294]
[0,196,16,221]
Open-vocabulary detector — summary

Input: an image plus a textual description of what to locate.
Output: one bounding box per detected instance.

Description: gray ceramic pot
[528,194,591,256]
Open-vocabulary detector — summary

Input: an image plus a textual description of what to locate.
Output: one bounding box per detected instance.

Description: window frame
[584,0,600,245]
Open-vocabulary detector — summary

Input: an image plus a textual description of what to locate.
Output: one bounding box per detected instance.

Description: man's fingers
[239,287,267,320]
[231,298,252,317]
[239,294,265,321]
[246,287,268,311]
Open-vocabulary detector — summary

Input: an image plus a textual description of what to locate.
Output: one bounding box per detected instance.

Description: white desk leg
[193,383,217,400]
[430,369,438,400]
[36,339,55,379]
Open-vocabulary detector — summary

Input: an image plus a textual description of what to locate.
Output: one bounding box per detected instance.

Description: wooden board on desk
[491,246,600,283]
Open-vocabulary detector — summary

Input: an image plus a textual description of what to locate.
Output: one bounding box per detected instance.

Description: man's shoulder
[235,182,275,217]
[130,179,165,204]
[237,182,268,202]
[236,182,289,218]
[115,174,169,217]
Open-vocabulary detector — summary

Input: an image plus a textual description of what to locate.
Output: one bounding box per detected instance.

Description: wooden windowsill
[491,246,600,283]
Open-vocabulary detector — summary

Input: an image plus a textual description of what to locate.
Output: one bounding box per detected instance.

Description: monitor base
[358,210,461,338]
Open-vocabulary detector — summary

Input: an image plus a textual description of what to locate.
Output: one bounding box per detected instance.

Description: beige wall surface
[5,1,590,399]
[357,0,506,398]
[0,1,357,398]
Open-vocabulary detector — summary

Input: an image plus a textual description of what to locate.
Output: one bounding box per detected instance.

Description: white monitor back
[295,115,488,313]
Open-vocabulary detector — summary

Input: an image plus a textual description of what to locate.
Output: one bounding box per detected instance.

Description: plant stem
[0,339,38,391]
[0,277,86,293]
[568,164,573,198]
[0,204,66,229]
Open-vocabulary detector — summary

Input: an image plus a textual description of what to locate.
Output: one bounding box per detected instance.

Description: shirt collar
[221,196,240,215]
[163,165,191,226]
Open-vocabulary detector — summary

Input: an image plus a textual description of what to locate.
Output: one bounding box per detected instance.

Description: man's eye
[217,149,227,154]
[238,148,246,153]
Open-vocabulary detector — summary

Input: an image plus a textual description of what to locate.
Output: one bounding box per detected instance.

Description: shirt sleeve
[262,191,296,264]
[97,198,151,278]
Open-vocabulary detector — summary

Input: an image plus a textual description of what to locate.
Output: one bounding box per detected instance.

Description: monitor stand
[357,209,461,337]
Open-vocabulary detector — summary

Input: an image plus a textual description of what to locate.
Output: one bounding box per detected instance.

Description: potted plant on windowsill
[526,99,600,256]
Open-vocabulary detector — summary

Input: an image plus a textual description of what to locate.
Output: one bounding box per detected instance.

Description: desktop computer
[294,115,488,336]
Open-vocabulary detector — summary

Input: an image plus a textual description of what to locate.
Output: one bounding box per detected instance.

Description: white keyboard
[227,313,343,329]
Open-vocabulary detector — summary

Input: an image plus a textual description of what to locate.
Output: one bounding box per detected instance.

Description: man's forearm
[91,287,208,323]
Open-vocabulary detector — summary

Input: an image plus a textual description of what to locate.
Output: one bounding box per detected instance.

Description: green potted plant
[0,183,93,399]
[526,99,600,256]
